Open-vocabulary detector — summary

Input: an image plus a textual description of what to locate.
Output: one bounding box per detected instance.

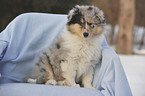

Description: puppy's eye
[87,23,95,28]
[90,24,95,28]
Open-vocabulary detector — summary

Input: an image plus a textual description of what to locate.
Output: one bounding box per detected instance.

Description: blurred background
[0,0,145,96]
[0,0,145,54]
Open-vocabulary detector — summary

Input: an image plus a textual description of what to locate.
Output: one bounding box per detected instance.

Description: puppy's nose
[83,32,89,38]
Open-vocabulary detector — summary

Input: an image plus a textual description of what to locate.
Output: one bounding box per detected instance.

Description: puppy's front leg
[61,62,79,87]
[82,67,95,89]
[64,74,80,87]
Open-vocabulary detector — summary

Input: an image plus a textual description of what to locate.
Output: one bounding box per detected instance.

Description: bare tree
[116,0,135,54]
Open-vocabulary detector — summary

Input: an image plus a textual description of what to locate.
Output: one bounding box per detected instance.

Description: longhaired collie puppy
[24,5,106,89]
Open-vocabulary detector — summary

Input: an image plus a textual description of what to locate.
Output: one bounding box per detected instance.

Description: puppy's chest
[64,40,99,65]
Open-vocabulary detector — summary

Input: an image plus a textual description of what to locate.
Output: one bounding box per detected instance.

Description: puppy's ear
[67,5,82,25]
[102,16,106,24]
[95,13,106,25]
[93,6,106,25]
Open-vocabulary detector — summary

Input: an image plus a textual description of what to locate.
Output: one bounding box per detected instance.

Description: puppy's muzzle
[83,32,89,38]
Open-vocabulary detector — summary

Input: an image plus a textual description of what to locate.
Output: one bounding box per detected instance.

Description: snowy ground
[119,55,145,96]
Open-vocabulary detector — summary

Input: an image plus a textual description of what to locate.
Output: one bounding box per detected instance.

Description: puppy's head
[67,5,106,39]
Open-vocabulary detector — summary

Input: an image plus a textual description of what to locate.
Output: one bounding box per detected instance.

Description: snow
[134,49,145,55]
[119,55,145,96]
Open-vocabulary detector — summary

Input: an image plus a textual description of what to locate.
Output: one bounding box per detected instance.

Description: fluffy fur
[24,5,106,89]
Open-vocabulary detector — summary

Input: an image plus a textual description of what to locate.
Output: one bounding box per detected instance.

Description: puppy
[24,5,106,89]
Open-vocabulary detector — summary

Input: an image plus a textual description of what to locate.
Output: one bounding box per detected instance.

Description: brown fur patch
[87,18,92,23]
[81,18,84,23]
[68,24,83,37]
[94,25,103,35]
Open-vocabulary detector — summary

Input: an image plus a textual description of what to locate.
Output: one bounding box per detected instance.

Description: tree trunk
[110,24,115,45]
[139,29,145,50]
[117,0,135,54]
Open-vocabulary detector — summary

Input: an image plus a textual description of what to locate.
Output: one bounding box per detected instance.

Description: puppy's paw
[57,80,71,86]
[45,79,57,85]
[27,78,37,83]
[72,84,80,87]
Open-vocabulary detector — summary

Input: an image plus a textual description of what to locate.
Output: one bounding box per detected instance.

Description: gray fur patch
[67,5,106,25]
[45,38,69,81]
[27,36,69,83]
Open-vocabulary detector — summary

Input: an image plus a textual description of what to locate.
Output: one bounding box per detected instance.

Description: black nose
[83,32,89,38]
